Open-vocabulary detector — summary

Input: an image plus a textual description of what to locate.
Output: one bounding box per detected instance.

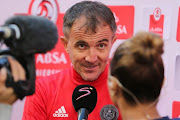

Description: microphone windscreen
[4,15,58,55]
[72,85,97,114]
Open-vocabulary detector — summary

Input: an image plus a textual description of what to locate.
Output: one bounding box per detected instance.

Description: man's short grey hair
[63,1,117,38]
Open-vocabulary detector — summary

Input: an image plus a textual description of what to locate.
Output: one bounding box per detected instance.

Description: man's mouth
[83,65,98,71]
[84,65,97,68]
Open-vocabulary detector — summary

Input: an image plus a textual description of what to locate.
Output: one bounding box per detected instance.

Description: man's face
[62,17,116,81]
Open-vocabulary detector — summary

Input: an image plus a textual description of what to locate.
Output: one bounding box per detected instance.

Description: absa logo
[108,6,134,40]
[113,12,127,35]
[176,7,180,42]
[149,7,164,38]
[28,0,71,79]
[28,0,59,23]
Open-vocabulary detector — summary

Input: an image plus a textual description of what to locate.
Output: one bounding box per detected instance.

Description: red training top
[22,65,122,120]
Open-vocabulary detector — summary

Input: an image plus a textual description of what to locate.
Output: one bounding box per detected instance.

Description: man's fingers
[0,67,7,83]
[0,85,17,105]
[0,57,25,105]
[7,57,26,82]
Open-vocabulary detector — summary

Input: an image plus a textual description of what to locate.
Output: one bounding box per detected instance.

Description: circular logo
[100,104,119,120]
[153,7,161,21]
[28,0,59,23]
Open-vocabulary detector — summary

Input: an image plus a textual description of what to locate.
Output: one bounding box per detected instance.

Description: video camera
[0,15,58,99]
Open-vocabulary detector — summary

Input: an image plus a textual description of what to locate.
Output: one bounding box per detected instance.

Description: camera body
[0,49,36,100]
[0,15,58,100]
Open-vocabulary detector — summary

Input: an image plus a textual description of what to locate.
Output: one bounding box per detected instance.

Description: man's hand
[0,57,26,105]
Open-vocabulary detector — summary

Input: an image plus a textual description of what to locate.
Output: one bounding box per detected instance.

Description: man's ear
[60,36,69,53]
[112,35,117,44]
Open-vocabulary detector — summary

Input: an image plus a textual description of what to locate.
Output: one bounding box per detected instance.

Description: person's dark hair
[63,1,117,38]
[110,31,164,105]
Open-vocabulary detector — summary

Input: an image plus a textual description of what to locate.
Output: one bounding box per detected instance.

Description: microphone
[72,85,97,120]
[0,15,58,56]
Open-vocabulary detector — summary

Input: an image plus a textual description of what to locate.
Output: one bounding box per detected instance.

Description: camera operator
[0,14,58,120]
[0,56,26,120]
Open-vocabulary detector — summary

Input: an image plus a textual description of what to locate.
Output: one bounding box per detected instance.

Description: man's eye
[98,44,106,49]
[78,44,86,49]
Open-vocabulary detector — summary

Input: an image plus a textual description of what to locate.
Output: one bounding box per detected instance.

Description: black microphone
[72,85,97,120]
[0,15,58,56]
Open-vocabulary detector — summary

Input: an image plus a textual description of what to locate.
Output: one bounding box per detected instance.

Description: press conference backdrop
[1,0,180,119]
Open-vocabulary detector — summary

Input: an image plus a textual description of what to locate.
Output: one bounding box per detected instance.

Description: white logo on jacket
[53,106,68,117]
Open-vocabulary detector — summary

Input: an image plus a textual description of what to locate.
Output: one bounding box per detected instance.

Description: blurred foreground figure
[0,57,26,120]
[108,31,180,120]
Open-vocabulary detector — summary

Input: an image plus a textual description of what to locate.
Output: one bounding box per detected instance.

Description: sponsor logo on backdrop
[172,101,180,118]
[113,12,127,35]
[35,51,68,77]
[153,7,161,21]
[36,52,67,64]
[149,7,164,37]
[28,0,59,23]
[176,7,180,42]
[28,0,71,78]
[108,6,134,39]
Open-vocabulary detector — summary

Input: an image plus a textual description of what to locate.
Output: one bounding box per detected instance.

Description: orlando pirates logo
[100,105,119,120]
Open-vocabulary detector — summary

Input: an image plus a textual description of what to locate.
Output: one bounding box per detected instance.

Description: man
[0,57,26,120]
[23,1,121,120]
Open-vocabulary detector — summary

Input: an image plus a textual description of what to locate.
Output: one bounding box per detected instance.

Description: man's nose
[85,48,97,63]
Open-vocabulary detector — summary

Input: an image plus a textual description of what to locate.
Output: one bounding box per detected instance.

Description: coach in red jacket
[23,1,121,120]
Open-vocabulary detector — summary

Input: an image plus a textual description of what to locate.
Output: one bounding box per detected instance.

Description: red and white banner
[172,101,180,118]
[28,4,135,78]
[108,6,134,39]
[149,7,164,37]
[177,7,180,42]
[28,0,71,79]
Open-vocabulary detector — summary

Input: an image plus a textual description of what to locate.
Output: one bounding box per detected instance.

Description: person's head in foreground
[108,31,165,120]
[61,1,117,81]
